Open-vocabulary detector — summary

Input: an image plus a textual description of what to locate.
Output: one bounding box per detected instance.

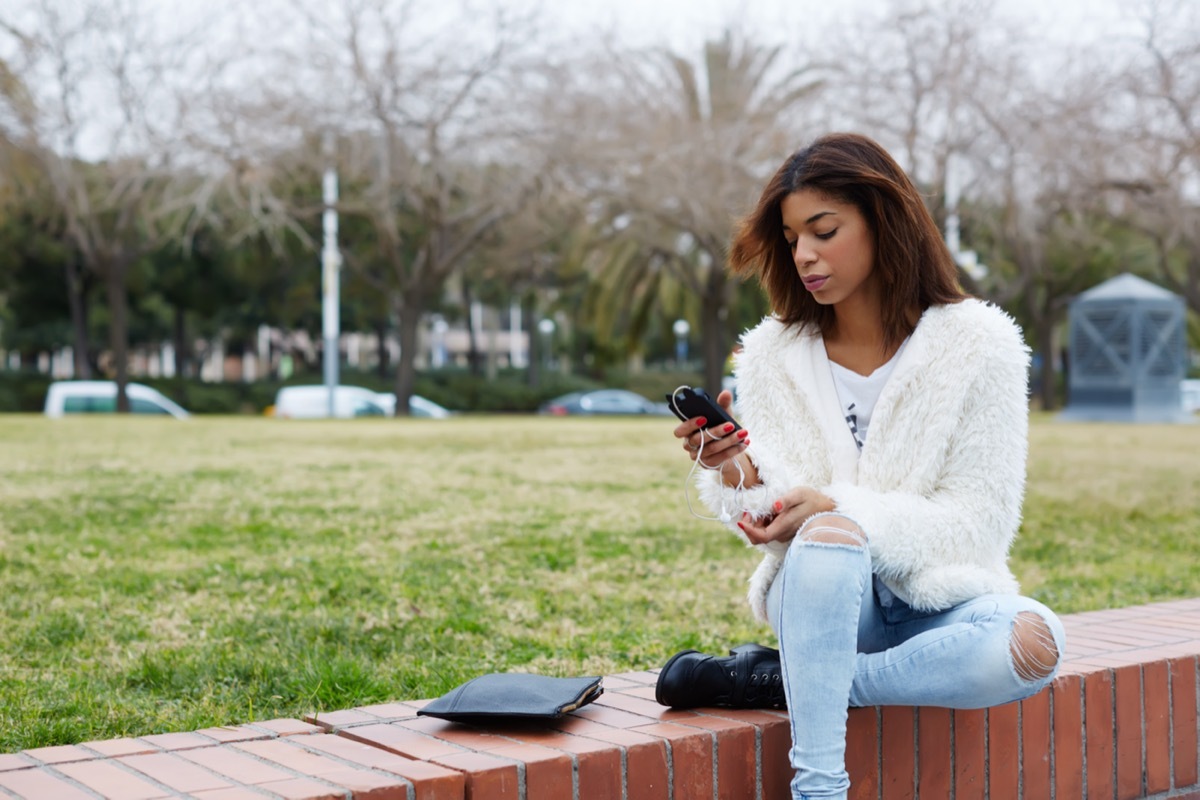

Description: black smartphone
[665,387,741,431]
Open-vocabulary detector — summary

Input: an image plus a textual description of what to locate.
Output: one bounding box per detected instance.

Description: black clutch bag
[416,673,603,722]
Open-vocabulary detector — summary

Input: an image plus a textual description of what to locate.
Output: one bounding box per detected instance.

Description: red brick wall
[2,598,1199,799]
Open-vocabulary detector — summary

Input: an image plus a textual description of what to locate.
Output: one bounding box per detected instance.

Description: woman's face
[780,189,876,309]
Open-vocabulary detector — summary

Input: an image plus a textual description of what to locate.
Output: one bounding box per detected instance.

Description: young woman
[658,133,1064,800]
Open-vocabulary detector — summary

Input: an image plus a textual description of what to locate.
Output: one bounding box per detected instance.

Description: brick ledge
[2,598,1199,799]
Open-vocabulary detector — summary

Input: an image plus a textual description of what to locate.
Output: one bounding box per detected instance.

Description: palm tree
[566,30,823,391]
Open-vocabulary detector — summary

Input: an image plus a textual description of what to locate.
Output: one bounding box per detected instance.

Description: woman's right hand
[738,486,835,545]
[672,389,749,471]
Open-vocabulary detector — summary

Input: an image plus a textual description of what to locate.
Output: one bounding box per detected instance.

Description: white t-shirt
[828,338,910,451]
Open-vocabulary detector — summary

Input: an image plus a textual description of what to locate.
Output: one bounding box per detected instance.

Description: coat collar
[781,332,860,482]
[776,304,952,475]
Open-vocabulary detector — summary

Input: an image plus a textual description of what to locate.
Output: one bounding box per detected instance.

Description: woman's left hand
[738,486,836,545]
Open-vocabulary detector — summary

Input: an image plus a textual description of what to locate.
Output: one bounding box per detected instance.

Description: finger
[703,421,739,442]
[716,389,735,412]
[767,497,787,519]
[688,434,709,457]
[700,432,741,461]
[763,514,800,544]
[672,416,709,440]
[738,515,768,544]
[708,436,751,466]
[774,486,807,516]
[689,427,749,468]
[738,510,779,544]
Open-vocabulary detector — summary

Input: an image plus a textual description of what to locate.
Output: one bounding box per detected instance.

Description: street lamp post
[431,316,448,368]
[321,132,341,417]
[673,319,690,365]
[537,318,556,370]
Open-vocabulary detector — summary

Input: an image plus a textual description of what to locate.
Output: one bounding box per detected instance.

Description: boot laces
[743,672,784,708]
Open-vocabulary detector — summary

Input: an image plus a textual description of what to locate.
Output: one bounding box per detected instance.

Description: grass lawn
[1,413,1197,751]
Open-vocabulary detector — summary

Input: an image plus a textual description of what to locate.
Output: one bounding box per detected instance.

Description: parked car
[43,381,190,419]
[538,389,673,417]
[272,385,452,419]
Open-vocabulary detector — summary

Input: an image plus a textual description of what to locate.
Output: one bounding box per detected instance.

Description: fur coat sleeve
[696,299,1030,621]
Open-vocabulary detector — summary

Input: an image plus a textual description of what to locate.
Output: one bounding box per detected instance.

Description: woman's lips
[802,275,829,291]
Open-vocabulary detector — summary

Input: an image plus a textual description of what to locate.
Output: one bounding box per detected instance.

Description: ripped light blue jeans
[765,515,1065,800]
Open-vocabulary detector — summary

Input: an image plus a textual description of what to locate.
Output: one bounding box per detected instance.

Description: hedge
[0,366,706,415]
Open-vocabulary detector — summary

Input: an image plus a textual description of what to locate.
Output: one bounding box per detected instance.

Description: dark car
[538,389,673,417]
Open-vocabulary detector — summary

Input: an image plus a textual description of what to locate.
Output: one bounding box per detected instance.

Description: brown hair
[729,132,967,346]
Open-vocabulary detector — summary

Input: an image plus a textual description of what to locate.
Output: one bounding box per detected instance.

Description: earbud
[719,508,732,524]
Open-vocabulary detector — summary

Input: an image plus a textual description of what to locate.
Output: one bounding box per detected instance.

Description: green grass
[1,413,1197,751]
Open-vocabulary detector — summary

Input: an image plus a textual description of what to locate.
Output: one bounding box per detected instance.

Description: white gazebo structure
[1061,273,1190,423]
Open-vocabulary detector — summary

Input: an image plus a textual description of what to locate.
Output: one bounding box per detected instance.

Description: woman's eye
[785,239,797,250]
[815,229,837,240]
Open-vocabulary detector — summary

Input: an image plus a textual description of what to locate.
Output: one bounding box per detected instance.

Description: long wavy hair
[729,132,967,347]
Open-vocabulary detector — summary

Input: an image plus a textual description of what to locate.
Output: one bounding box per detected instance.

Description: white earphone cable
[669,385,746,524]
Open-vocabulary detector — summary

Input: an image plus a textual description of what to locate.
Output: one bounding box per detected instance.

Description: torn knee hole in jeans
[1010,611,1060,682]
[797,525,867,548]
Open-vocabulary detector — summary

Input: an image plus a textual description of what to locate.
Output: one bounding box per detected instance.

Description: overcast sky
[0,0,1155,161]
[525,0,1137,52]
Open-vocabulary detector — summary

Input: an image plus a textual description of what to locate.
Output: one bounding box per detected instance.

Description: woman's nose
[793,240,816,269]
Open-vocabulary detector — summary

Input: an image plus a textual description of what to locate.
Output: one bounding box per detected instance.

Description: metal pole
[509,301,522,368]
[943,151,985,281]
[321,132,341,417]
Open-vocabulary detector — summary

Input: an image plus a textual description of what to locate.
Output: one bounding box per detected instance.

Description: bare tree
[825,0,1033,265]
[962,48,1133,409]
[214,0,547,414]
[0,0,214,405]
[1119,0,1200,313]
[824,0,1150,408]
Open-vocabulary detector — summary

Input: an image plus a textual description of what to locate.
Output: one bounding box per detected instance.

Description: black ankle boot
[655,643,786,709]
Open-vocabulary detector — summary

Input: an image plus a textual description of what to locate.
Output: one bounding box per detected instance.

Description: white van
[272,385,451,419]
[43,381,190,419]
[272,385,388,419]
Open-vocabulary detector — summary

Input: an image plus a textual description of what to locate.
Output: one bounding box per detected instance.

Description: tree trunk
[485,320,498,381]
[462,280,482,376]
[375,321,390,378]
[524,292,540,389]
[700,269,728,395]
[105,261,131,412]
[65,259,92,379]
[1035,316,1057,411]
[172,305,189,378]
[392,301,421,416]
[700,307,726,395]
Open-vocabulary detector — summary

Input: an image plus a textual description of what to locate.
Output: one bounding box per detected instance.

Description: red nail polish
[736,429,748,439]
[737,522,746,531]
[696,417,707,427]
[724,423,735,433]
[773,501,783,512]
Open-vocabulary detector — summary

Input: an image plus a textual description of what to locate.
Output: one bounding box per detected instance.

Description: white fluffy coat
[697,299,1030,621]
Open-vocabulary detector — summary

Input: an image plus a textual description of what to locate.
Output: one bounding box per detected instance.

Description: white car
[43,381,190,419]
[272,385,451,419]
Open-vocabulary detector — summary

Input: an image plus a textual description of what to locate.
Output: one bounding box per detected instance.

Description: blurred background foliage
[0,0,1198,413]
